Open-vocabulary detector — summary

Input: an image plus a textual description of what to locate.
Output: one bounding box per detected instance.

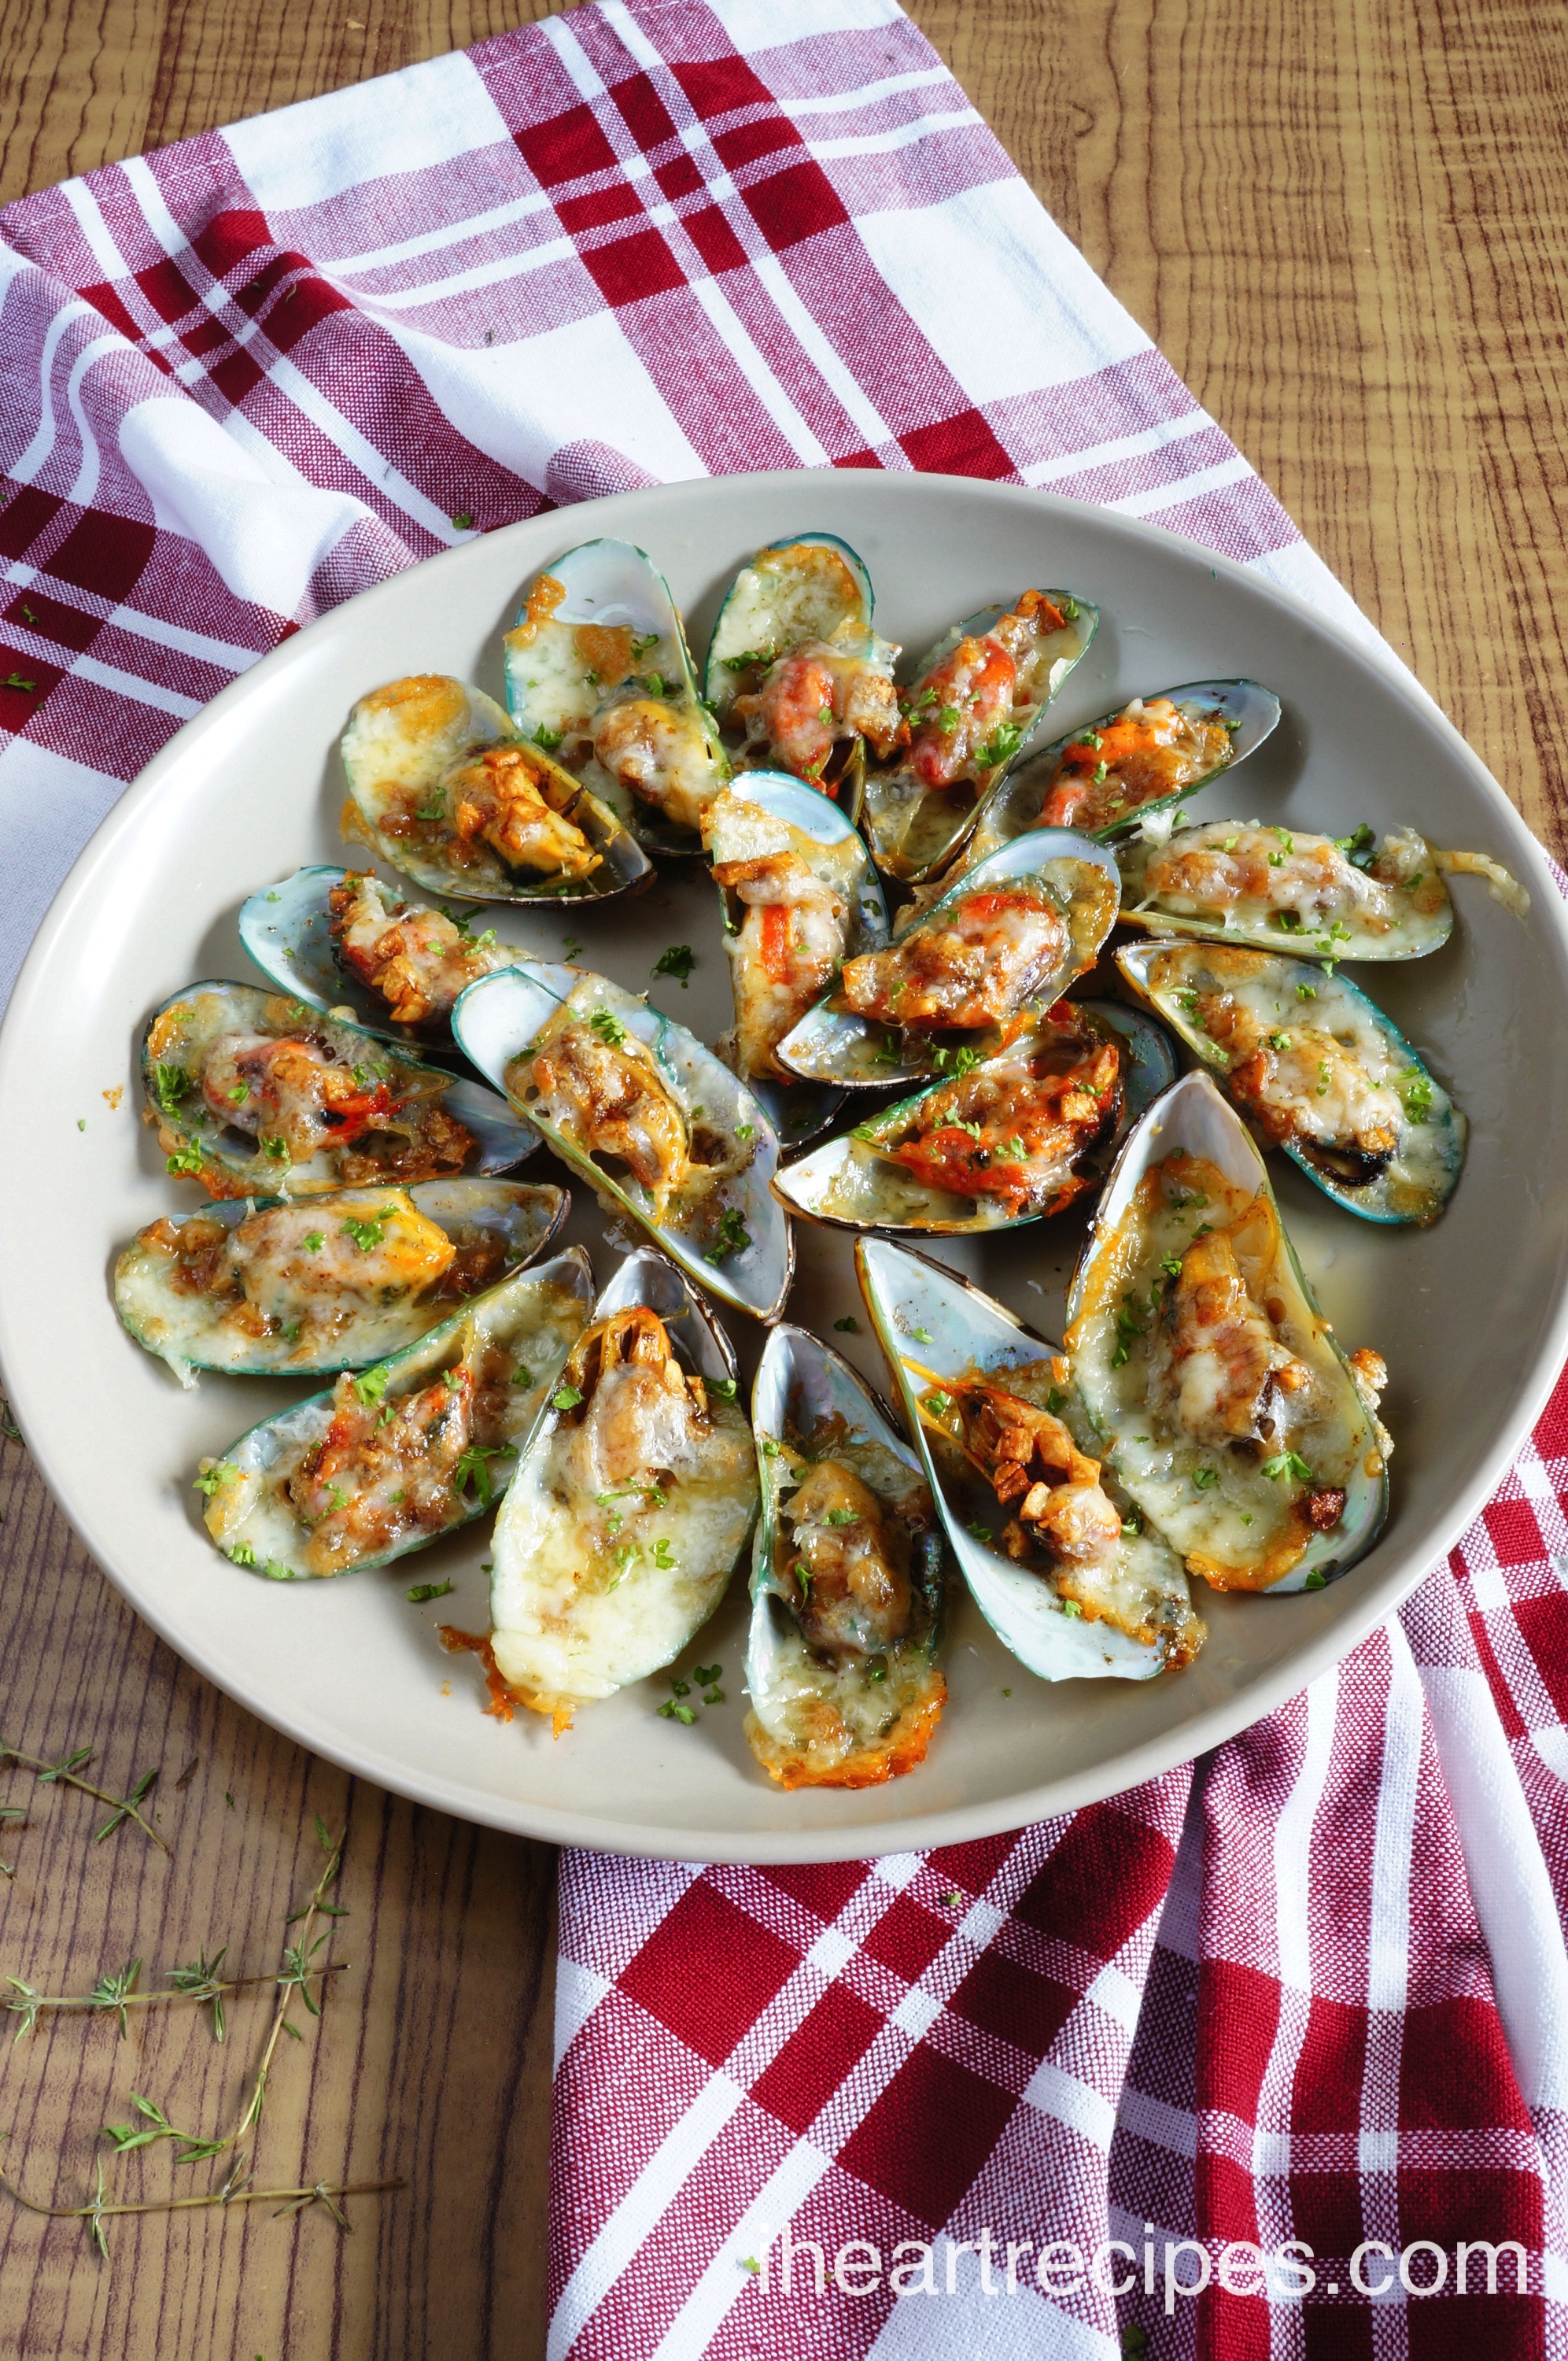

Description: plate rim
[2,468,1565,1864]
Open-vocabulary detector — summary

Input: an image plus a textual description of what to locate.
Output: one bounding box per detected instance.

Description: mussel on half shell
[116,1178,568,1385]
[703,533,898,822]
[773,999,1174,1235]
[452,963,793,1321]
[859,589,1098,882]
[965,678,1279,852]
[504,539,729,855]
[339,674,650,903]
[197,1247,594,1580]
[143,981,534,1199]
[745,1323,949,1788]
[1116,940,1465,1224]
[240,866,526,1047]
[486,1247,758,1733]
[1064,1070,1392,1593]
[1115,818,1526,960]
[773,829,1121,1090]
[856,1240,1203,1679]
[702,769,889,1147]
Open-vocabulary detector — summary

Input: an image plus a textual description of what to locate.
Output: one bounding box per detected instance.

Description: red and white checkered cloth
[2,2,1565,2351]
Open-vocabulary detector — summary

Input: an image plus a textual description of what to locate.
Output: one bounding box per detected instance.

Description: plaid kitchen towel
[1,2,1563,2352]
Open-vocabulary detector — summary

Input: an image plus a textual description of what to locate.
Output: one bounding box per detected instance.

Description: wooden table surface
[1,2,1564,2354]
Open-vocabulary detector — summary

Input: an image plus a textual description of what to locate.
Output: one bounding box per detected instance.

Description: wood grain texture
[0,1,1564,2355]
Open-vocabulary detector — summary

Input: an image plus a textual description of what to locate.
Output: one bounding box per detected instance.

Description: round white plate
[2,473,1565,1864]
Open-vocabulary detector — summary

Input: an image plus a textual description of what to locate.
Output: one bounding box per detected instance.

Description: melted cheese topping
[489,1398,755,1713]
[1068,1155,1382,1587]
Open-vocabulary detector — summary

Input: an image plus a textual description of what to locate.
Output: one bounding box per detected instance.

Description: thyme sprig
[0,2157,400,2258]
[0,1817,377,2258]
[5,1947,344,2047]
[0,1738,168,1854]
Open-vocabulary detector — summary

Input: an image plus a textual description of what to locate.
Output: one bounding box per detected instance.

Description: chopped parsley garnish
[1261,1450,1315,1483]
[721,646,770,673]
[632,632,662,659]
[937,704,961,730]
[1191,1467,1220,1491]
[1274,828,1294,854]
[659,1699,696,1725]
[911,1325,933,1344]
[1296,982,1316,1000]
[551,1384,584,1410]
[414,796,446,821]
[353,1365,390,1408]
[1091,760,1109,785]
[261,1136,290,1162]
[227,1082,249,1105]
[704,1207,752,1264]
[1397,1066,1433,1121]
[1272,910,1304,932]
[530,723,563,752]
[452,1443,511,1509]
[644,671,666,696]
[651,1539,677,1569]
[407,1580,453,1602]
[1334,823,1378,868]
[304,1231,324,1252]
[817,704,833,726]
[1303,1569,1329,1590]
[709,1377,737,1399]
[343,1209,395,1252]
[1111,1294,1147,1368]
[976,721,1023,770]
[653,943,695,987]
[1317,1060,1331,1097]
[165,1141,205,1177]
[821,1508,861,1528]
[1269,1031,1291,1051]
[924,1390,953,1420]
[967,1521,991,1540]
[192,1463,234,1498]
[931,1044,982,1078]
[735,1122,754,1142]
[588,1008,629,1047]
[153,1064,189,1114]
[227,1544,257,1568]
[1061,1598,1083,1618]
[833,1317,858,1333]
[452,511,475,531]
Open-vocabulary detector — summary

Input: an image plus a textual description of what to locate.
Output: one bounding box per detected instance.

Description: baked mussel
[116,1180,567,1385]
[486,1247,758,1734]
[859,589,1098,881]
[240,866,525,1046]
[142,982,533,1198]
[744,1322,948,1788]
[452,963,792,1321]
[1116,818,1526,959]
[774,829,1121,1090]
[703,533,898,820]
[1116,940,1464,1224]
[504,539,729,855]
[197,1247,593,1580]
[702,770,889,1145]
[1064,1070,1392,1593]
[965,678,1278,852]
[856,1240,1203,1679]
[340,674,649,903]
[773,999,1173,1235]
